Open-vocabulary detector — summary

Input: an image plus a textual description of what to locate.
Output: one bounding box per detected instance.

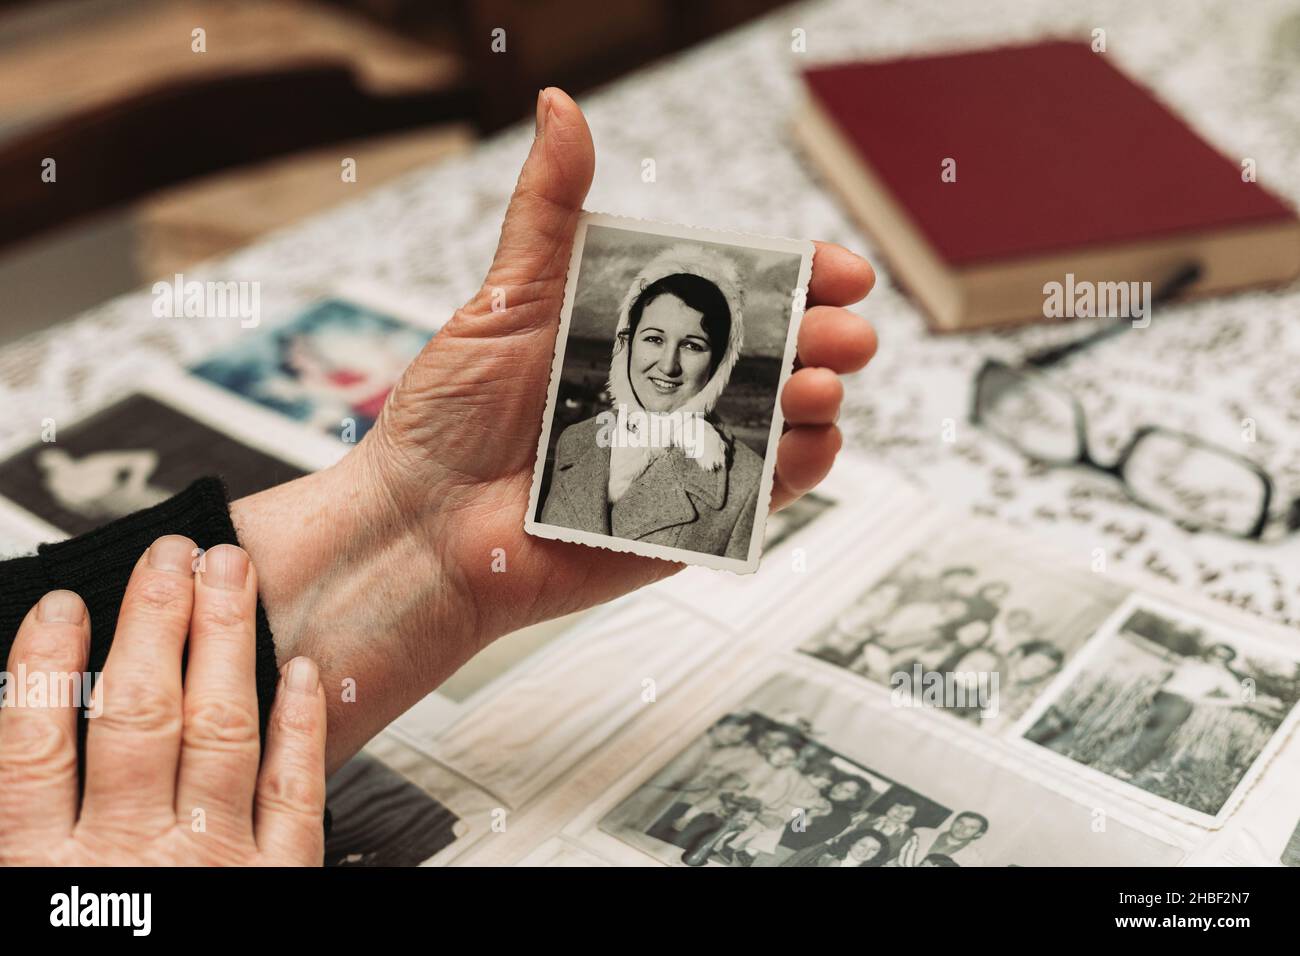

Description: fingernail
[202,544,249,591]
[535,88,550,136]
[148,534,195,573]
[37,589,84,624]
[284,656,319,694]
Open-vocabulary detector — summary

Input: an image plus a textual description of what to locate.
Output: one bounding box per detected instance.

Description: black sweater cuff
[0,477,280,738]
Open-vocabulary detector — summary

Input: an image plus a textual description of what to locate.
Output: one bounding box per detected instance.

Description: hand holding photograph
[525,214,814,573]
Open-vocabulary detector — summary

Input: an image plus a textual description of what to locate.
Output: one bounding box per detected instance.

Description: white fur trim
[606,244,744,473]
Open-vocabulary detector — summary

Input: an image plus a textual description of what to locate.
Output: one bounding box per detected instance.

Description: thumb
[458,87,595,334]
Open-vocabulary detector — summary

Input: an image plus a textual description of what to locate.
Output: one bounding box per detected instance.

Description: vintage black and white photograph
[323,753,461,867]
[526,214,813,573]
[1021,597,1300,819]
[0,392,309,536]
[798,527,1128,732]
[597,671,1186,867]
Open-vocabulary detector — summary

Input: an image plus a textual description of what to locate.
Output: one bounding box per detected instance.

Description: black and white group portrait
[604,709,986,867]
[1023,601,1300,818]
[798,529,1126,731]
[527,215,813,573]
[597,673,1188,868]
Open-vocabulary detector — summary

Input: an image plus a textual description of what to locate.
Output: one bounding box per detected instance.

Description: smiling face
[886,803,917,824]
[628,293,716,413]
[829,780,863,802]
[848,836,883,862]
[949,814,986,841]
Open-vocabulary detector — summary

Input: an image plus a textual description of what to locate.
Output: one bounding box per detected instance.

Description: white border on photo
[151,366,346,470]
[1010,592,1300,829]
[402,594,733,809]
[0,495,63,551]
[524,212,815,574]
[178,291,444,456]
[389,609,597,756]
[1183,725,1300,865]
[514,836,622,868]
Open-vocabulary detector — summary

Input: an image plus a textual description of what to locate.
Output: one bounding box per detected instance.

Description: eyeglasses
[970,323,1300,541]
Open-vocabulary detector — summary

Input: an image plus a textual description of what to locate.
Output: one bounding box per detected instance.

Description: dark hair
[715,714,753,729]
[1013,640,1065,667]
[626,273,731,376]
[828,776,873,808]
[951,811,990,836]
[827,827,891,865]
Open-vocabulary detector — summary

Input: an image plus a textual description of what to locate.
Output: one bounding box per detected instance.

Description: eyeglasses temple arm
[1025,262,1203,369]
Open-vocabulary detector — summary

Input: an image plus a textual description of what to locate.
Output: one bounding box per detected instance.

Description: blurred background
[0,0,793,344]
[5,0,1299,598]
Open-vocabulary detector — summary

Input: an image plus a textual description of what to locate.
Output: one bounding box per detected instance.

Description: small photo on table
[597,671,1186,867]
[627,711,949,868]
[0,392,307,537]
[189,298,432,441]
[324,753,461,867]
[797,525,1127,733]
[526,214,814,574]
[1021,597,1300,820]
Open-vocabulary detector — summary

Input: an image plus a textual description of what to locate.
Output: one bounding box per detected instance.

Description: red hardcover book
[794,40,1300,330]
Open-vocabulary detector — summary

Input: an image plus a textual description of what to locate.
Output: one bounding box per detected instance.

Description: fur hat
[606,243,745,472]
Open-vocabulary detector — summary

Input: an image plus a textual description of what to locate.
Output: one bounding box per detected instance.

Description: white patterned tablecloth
[3,0,1299,624]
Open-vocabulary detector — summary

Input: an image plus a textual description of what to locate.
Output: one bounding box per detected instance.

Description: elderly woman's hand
[0,536,326,866]
[232,88,877,769]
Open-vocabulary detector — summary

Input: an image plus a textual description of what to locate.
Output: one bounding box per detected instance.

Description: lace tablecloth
[4,0,1299,625]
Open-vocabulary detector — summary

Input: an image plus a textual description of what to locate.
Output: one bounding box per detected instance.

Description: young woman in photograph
[539,244,764,559]
[782,827,893,867]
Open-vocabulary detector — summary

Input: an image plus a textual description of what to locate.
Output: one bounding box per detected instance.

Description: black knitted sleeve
[0,477,280,739]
